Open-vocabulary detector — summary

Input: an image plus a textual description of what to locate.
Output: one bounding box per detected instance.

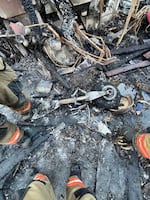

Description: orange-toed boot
[23,173,56,200]
[66,164,96,200]
[0,114,31,146]
[7,79,31,115]
[119,127,150,159]
[134,133,150,159]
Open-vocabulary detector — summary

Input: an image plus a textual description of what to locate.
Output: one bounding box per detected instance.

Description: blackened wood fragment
[108,50,148,70]
[106,60,150,77]
[112,42,150,55]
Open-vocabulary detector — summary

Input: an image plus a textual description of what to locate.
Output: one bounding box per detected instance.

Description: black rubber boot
[18,128,32,148]
[70,163,82,179]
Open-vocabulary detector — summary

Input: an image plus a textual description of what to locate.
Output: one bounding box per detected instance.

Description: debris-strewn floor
[0,55,150,200]
[0,0,150,199]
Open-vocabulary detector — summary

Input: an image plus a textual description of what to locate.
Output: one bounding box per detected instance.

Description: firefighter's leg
[0,63,31,114]
[23,173,56,200]
[66,176,96,200]
[0,113,23,144]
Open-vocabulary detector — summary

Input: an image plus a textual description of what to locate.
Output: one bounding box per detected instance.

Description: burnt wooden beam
[106,60,150,77]
[107,49,147,70]
[111,42,150,55]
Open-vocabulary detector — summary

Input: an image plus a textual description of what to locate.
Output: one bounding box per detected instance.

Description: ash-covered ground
[0,54,150,200]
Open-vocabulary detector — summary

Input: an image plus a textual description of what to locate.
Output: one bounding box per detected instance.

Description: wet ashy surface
[0,54,150,200]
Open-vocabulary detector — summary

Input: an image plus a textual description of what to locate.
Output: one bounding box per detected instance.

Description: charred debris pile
[0,0,150,200]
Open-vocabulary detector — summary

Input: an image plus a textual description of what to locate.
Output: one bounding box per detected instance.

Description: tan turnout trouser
[23,176,96,200]
[23,176,56,200]
[0,64,18,106]
[0,59,31,144]
[0,61,30,113]
[0,64,21,144]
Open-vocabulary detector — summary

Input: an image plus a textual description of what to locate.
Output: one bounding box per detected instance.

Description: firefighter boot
[0,113,23,144]
[66,164,96,200]
[134,133,150,159]
[7,79,31,115]
[0,113,31,146]
[121,127,150,159]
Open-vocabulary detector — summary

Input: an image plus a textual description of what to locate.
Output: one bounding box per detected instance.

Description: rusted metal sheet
[0,0,25,19]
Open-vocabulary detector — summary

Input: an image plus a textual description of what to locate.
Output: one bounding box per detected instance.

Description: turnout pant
[0,58,30,144]
[23,175,96,200]
[0,64,30,112]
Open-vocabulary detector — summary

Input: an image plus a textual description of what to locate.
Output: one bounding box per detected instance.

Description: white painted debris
[117,83,137,99]
[88,116,112,136]
[141,91,150,101]
[96,121,112,136]
[36,80,52,93]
